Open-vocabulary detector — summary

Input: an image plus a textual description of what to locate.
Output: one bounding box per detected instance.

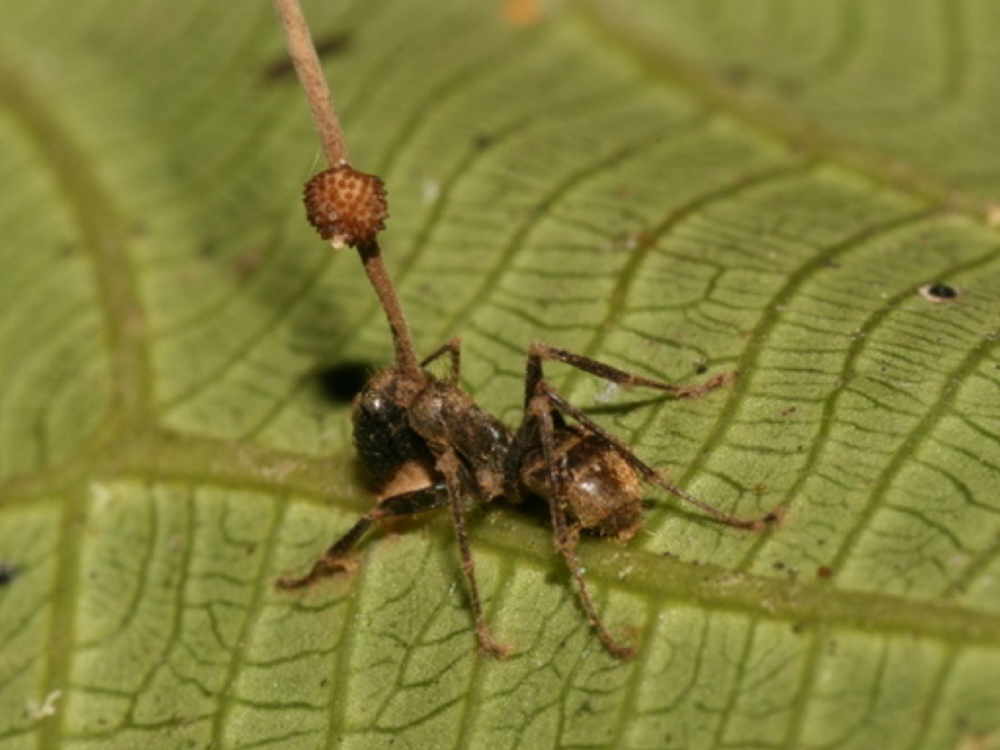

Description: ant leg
[502,417,537,503]
[525,342,730,403]
[529,392,636,659]
[420,337,461,384]
[436,449,510,658]
[277,483,450,589]
[538,382,779,531]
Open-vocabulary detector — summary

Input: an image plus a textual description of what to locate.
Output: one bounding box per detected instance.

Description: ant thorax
[407,380,512,501]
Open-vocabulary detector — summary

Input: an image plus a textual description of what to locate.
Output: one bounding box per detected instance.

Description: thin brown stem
[273,0,419,376]
[271,0,350,166]
[358,242,421,377]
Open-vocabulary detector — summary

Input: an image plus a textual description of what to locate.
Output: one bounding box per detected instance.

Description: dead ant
[278,166,778,659]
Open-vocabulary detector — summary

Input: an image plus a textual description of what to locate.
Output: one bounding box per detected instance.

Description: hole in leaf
[0,562,19,587]
[918,282,959,302]
[314,361,373,403]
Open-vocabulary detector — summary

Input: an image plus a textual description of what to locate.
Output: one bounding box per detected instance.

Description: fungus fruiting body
[304,163,388,248]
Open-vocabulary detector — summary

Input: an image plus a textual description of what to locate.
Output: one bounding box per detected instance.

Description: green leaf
[2,1,1000,748]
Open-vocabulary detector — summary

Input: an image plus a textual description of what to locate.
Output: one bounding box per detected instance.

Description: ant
[277,164,779,659]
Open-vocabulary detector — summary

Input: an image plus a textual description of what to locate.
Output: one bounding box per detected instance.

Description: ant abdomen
[521,426,644,541]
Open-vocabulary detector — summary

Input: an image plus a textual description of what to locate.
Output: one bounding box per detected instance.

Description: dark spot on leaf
[0,562,19,587]
[816,565,833,580]
[778,77,803,99]
[314,362,372,403]
[918,282,959,302]
[722,63,752,87]
[231,247,267,279]
[472,133,494,150]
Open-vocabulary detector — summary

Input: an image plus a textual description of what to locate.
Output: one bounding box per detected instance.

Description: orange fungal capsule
[304,163,388,248]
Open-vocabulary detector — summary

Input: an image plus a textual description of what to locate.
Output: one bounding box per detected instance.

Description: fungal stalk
[271,0,421,378]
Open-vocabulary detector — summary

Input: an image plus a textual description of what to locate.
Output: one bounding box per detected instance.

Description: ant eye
[304,164,388,248]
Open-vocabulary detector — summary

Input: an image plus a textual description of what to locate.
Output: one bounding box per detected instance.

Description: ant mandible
[277,164,779,659]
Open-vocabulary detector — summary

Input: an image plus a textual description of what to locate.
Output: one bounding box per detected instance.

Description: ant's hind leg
[528,394,636,659]
[277,483,451,590]
[525,342,731,402]
[538,382,779,531]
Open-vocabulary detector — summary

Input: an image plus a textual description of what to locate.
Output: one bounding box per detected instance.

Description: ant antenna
[272,0,422,379]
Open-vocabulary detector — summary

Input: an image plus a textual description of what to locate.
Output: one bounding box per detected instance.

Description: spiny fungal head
[304,163,388,248]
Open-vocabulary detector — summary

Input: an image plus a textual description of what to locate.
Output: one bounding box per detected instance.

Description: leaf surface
[2,1,1000,749]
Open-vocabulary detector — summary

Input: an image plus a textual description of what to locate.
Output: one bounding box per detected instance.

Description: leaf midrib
[474,511,1000,649]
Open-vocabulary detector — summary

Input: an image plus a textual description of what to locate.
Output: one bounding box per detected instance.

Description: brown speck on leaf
[672,370,738,399]
[304,164,388,248]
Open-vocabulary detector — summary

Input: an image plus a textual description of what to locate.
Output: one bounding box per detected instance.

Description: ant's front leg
[277,482,450,589]
[435,448,511,658]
